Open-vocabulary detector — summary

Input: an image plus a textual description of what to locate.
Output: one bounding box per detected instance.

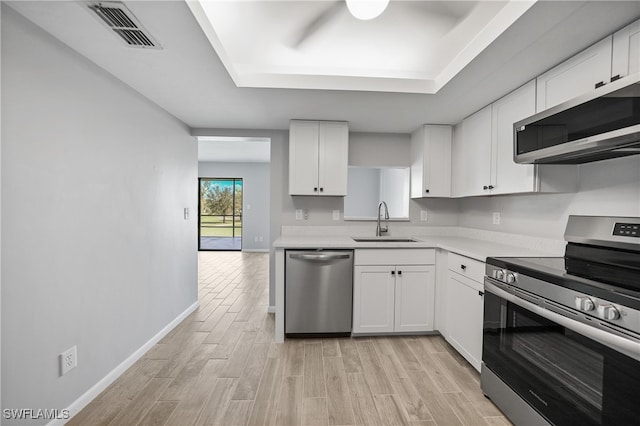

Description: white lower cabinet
[353,249,435,334]
[444,253,485,372]
[353,266,395,333]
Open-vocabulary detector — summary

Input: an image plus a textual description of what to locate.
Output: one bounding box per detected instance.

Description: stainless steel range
[482,215,640,426]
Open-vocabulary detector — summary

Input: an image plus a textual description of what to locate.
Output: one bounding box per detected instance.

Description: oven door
[483,280,640,426]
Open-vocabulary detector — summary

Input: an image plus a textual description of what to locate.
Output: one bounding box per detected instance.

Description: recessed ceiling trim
[188,0,537,95]
[235,71,435,94]
[186,0,240,83]
[434,0,537,92]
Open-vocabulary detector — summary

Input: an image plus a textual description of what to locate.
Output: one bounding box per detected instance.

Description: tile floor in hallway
[69,251,511,426]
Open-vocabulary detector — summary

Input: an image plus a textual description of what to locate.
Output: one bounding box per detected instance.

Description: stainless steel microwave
[514,74,640,164]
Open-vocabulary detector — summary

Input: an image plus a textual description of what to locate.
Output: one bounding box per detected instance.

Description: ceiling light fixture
[346,0,390,21]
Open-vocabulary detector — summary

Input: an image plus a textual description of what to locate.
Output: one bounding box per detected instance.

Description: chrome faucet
[376,201,389,236]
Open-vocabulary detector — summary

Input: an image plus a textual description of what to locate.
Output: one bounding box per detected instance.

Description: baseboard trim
[268,305,276,313]
[49,301,199,426]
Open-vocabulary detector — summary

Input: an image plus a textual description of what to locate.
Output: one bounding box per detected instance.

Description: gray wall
[199,162,270,251]
[345,168,381,218]
[1,7,198,421]
[458,156,640,239]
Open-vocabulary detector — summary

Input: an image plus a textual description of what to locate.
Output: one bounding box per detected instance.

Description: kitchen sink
[352,237,418,243]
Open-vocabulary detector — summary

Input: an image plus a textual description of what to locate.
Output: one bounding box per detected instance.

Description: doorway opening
[199,178,243,251]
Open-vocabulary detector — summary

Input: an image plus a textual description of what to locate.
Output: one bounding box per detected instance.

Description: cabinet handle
[313,187,318,192]
[479,291,484,297]
[611,74,621,82]
[488,185,494,190]
[320,187,324,192]
[391,270,395,275]
[425,189,430,193]
[483,185,489,190]
[398,270,402,276]
[595,81,606,89]
[460,264,467,270]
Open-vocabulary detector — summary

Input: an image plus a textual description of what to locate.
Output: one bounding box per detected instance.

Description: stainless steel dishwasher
[285,250,353,336]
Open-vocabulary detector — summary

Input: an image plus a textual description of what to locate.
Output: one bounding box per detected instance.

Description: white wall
[198,161,270,251]
[458,156,640,239]
[1,7,198,422]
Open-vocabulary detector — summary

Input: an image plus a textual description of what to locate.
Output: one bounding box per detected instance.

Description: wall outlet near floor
[60,345,77,376]
[295,209,303,220]
[493,212,501,225]
[420,210,428,222]
[333,210,340,221]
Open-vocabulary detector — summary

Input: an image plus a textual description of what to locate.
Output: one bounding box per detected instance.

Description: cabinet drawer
[355,249,435,266]
[447,252,485,283]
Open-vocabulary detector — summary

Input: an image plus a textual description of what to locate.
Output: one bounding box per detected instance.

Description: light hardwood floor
[69,251,511,426]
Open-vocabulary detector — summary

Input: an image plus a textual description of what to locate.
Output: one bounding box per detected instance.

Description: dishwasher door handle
[289,253,351,262]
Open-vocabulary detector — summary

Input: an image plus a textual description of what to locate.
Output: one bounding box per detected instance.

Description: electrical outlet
[333,210,340,221]
[420,210,428,222]
[60,345,77,376]
[295,209,303,220]
[259,236,263,242]
[493,212,501,225]
[303,209,309,220]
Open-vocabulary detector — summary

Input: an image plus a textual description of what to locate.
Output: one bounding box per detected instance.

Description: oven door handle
[485,281,640,362]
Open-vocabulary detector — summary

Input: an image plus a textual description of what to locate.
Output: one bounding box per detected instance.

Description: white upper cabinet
[289,120,348,196]
[537,18,640,113]
[612,18,640,81]
[452,81,578,198]
[410,125,452,198]
[452,105,492,197]
[536,36,613,112]
[490,80,537,195]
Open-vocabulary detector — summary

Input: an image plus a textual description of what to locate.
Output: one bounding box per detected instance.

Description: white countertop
[273,234,557,262]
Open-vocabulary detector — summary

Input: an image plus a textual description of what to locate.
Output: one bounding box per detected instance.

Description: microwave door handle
[485,282,640,362]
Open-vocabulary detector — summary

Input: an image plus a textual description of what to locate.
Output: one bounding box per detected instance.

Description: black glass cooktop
[486,255,640,309]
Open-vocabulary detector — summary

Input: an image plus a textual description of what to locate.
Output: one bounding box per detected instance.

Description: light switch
[184,208,189,220]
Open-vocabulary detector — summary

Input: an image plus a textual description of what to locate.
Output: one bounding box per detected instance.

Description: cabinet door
[445,272,484,372]
[536,36,612,112]
[612,18,640,80]
[353,266,395,333]
[394,265,435,332]
[318,121,348,196]
[289,121,319,195]
[410,125,452,198]
[454,105,492,197]
[490,80,537,195]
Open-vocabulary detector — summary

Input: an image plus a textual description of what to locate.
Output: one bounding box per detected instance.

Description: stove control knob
[574,296,595,312]
[506,273,516,284]
[597,304,620,321]
[495,270,505,280]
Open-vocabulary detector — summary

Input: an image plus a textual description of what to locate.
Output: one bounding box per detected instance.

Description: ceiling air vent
[88,2,162,49]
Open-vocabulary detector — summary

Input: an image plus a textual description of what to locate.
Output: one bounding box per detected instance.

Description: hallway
[69,251,509,425]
